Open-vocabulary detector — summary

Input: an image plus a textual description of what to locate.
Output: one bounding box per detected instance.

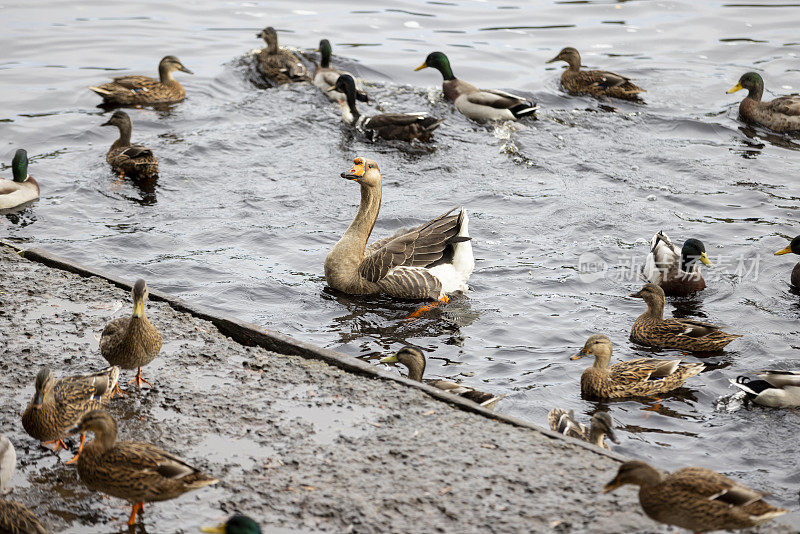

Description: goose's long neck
[342,182,381,252]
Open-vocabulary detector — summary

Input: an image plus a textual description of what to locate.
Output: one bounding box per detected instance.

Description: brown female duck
[324,158,473,301]
[547,409,618,449]
[547,47,644,101]
[255,27,309,85]
[71,410,218,527]
[604,460,787,533]
[89,55,193,106]
[21,366,119,464]
[629,284,741,351]
[727,72,800,133]
[101,111,158,179]
[642,232,712,296]
[100,279,162,392]
[380,347,504,410]
[0,149,39,210]
[571,335,704,399]
[774,235,800,288]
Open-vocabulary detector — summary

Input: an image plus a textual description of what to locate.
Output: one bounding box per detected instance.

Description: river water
[3,0,800,524]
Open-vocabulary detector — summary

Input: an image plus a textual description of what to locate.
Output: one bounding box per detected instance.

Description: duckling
[21,366,119,464]
[571,335,704,399]
[774,235,800,288]
[415,51,537,121]
[0,435,15,494]
[0,149,39,210]
[546,47,644,101]
[629,284,741,352]
[313,39,368,103]
[604,460,787,533]
[380,347,504,410]
[89,56,193,106]
[101,111,158,179]
[71,410,218,527]
[547,410,618,449]
[100,279,162,392]
[255,27,309,85]
[331,75,444,142]
[642,232,711,296]
[727,72,800,133]
[202,514,262,533]
[731,370,800,408]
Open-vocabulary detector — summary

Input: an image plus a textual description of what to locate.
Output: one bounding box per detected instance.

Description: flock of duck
[2,25,800,534]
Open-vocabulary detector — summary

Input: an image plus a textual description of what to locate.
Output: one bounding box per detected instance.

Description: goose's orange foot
[128,368,152,389]
[406,295,449,320]
[127,502,144,526]
[64,433,86,465]
[42,439,68,453]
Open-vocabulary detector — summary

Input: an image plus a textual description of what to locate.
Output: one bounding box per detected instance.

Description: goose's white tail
[428,209,474,295]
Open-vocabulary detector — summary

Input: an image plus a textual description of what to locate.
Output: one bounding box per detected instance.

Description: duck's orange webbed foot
[64,433,86,465]
[42,439,68,453]
[406,295,449,320]
[127,502,144,526]
[643,398,663,419]
[128,367,152,389]
[109,383,128,398]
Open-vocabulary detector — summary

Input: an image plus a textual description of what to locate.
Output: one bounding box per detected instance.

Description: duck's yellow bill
[414,62,428,71]
[700,252,712,266]
[775,246,792,256]
[200,526,225,534]
[380,355,399,363]
[570,350,588,361]
[726,82,743,94]
[132,299,145,318]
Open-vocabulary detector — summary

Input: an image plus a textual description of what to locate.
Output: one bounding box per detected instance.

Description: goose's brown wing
[359,208,463,283]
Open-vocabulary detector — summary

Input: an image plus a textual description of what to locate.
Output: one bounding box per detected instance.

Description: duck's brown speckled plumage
[604,461,787,533]
[728,72,800,133]
[101,111,158,179]
[73,410,218,526]
[629,284,741,352]
[381,347,504,410]
[255,27,309,85]
[21,366,119,446]
[547,409,617,449]
[547,47,644,101]
[100,279,162,389]
[0,500,48,534]
[89,56,192,106]
[571,335,703,399]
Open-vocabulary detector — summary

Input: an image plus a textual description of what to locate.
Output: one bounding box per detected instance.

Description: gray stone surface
[0,246,793,533]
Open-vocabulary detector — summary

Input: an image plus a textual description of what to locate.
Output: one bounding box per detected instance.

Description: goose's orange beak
[341,157,365,180]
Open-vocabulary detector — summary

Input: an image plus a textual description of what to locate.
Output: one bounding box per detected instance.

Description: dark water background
[3,0,800,526]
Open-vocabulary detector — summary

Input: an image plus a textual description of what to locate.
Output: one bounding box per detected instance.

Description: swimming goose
[101,111,158,179]
[731,370,800,408]
[547,409,618,449]
[727,72,800,133]
[546,47,644,101]
[314,39,368,102]
[415,51,537,121]
[629,284,741,351]
[324,158,473,301]
[380,347,504,410]
[255,27,309,85]
[331,75,443,142]
[89,56,193,106]
[774,235,800,288]
[642,231,711,296]
[604,461,787,533]
[0,149,39,210]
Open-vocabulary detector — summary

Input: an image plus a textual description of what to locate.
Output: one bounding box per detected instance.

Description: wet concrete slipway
[1,245,796,534]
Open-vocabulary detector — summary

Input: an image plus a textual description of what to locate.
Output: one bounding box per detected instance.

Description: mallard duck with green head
[774,235,800,288]
[255,27,309,85]
[71,410,218,527]
[604,460,787,532]
[642,231,712,296]
[381,347,504,410]
[202,514,262,533]
[313,39,368,103]
[731,370,800,408]
[546,47,644,101]
[0,149,39,210]
[89,56,193,106]
[727,72,800,133]
[415,51,537,121]
[330,75,443,142]
[101,111,158,179]
[21,366,119,464]
[547,409,618,449]
[570,335,704,399]
[100,279,162,392]
[629,284,741,351]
